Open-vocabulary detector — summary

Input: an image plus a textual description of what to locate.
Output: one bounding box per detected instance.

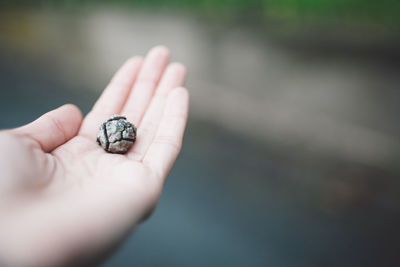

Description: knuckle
[169,62,187,74]
[127,56,143,65]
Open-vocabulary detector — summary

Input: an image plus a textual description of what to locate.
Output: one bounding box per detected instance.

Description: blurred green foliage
[3,0,400,25]
[265,0,400,24]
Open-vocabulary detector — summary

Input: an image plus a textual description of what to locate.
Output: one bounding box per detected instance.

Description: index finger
[79,56,143,139]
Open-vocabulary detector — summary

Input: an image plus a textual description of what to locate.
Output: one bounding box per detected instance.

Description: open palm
[0,46,188,267]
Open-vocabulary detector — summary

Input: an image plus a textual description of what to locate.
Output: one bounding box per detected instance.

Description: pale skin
[0,46,188,266]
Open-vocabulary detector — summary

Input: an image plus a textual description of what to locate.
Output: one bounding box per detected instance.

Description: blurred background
[1,0,400,266]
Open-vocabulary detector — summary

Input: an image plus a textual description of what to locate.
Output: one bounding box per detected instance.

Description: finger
[143,87,189,179]
[128,62,186,161]
[79,56,143,139]
[121,45,170,126]
[13,104,83,152]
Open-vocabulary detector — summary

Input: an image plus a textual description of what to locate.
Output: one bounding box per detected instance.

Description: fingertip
[56,104,83,137]
[148,45,170,58]
[126,56,144,66]
[60,104,83,122]
[169,62,187,76]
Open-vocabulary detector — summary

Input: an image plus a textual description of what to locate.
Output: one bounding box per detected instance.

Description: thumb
[13,104,83,152]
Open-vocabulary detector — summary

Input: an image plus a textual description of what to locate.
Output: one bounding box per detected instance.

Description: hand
[0,46,188,267]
